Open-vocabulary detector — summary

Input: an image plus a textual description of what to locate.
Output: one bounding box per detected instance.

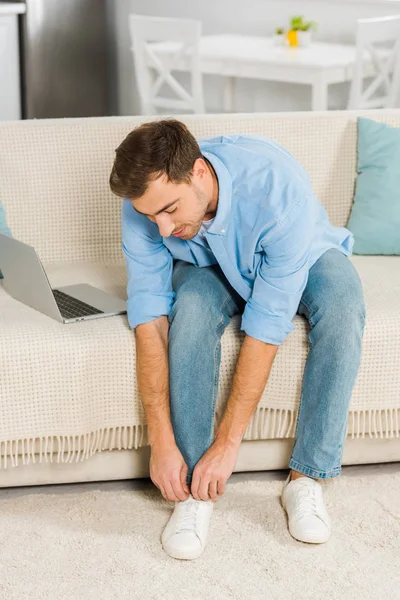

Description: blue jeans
[167,248,366,483]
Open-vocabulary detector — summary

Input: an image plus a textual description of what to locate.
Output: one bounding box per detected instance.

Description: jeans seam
[292,298,315,438]
[299,297,317,328]
[209,293,234,446]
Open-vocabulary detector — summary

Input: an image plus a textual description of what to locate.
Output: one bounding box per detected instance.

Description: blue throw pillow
[0,201,12,279]
[346,117,400,254]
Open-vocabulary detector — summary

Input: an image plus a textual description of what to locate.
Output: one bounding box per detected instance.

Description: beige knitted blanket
[0,113,399,469]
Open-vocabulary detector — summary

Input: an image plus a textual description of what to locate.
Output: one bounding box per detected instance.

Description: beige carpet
[0,470,399,600]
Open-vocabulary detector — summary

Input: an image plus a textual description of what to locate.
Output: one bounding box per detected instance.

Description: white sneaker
[161,494,214,560]
[281,473,332,544]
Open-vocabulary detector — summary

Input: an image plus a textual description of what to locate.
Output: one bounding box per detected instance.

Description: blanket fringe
[222,406,400,442]
[1,408,399,469]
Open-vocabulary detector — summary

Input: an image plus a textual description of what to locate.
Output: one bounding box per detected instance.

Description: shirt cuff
[127,291,176,329]
[240,300,295,345]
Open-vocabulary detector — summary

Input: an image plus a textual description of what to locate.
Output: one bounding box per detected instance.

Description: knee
[335,278,366,332]
[168,290,229,339]
[312,282,366,341]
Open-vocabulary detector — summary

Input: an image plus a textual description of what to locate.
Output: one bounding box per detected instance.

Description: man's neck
[203,156,219,218]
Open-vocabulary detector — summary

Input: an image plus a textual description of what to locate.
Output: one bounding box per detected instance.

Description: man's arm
[135,315,176,449]
[215,194,317,446]
[214,335,278,446]
[122,199,176,329]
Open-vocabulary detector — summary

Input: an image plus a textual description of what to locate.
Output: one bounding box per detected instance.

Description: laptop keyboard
[52,289,103,319]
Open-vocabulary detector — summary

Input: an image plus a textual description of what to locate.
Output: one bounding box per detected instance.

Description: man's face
[131,158,217,240]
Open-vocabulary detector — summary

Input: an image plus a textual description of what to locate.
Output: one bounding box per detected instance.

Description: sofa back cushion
[1,111,400,263]
[347,117,400,254]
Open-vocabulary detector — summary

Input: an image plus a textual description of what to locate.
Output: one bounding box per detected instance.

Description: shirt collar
[201,151,232,237]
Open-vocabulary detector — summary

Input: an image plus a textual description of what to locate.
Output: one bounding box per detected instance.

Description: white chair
[348,15,400,109]
[128,14,205,115]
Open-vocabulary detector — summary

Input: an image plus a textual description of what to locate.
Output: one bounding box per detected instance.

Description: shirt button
[221,228,225,233]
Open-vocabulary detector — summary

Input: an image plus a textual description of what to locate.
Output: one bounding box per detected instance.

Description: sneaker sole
[161,539,206,560]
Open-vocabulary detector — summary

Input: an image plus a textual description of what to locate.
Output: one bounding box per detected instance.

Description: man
[109,119,366,561]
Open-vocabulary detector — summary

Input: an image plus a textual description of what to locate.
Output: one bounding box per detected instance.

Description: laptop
[0,233,127,324]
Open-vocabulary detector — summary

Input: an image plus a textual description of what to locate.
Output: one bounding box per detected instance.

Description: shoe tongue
[293,477,315,487]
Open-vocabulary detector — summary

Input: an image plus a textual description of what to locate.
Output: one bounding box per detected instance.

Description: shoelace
[176,498,201,533]
[294,482,319,520]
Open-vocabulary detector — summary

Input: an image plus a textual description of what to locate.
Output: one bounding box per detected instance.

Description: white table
[150,34,370,112]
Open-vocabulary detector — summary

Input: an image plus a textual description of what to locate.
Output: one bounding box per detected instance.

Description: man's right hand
[149,442,191,502]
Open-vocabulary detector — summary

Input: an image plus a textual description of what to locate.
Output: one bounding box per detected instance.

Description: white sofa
[1,110,399,488]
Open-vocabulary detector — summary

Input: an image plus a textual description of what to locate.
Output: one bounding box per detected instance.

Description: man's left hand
[190,439,240,503]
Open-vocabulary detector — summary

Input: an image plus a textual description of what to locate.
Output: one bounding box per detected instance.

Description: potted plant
[287,16,317,47]
[287,16,301,47]
[297,18,317,47]
[273,27,286,46]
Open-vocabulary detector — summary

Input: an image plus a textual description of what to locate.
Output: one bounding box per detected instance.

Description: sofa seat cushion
[0,256,399,469]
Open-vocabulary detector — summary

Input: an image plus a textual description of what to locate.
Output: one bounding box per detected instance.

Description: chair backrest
[348,15,400,109]
[128,14,204,115]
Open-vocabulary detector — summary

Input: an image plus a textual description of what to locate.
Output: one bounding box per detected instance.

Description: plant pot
[287,30,298,47]
[273,33,285,46]
[297,30,312,47]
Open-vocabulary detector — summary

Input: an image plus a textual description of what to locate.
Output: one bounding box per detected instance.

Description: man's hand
[190,439,240,503]
[150,442,191,503]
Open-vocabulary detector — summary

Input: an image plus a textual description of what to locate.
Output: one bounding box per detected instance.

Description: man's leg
[167,260,246,487]
[290,248,366,478]
[161,260,245,560]
[282,248,366,543]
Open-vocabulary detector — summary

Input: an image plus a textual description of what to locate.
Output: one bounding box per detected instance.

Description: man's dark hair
[109,119,203,199]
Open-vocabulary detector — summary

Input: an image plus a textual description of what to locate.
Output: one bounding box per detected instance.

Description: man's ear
[191,157,208,180]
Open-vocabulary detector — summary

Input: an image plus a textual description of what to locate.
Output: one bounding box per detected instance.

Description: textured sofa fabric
[0,111,399,486]
[0,202,12,279]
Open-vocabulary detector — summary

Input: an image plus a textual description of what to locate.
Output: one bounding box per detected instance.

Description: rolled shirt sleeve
[122,200,175,329]
[240,194,318,346]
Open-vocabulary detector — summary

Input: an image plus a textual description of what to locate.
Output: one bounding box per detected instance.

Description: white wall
[108,0,400,115]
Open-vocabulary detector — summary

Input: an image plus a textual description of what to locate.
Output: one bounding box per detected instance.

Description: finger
[217,480,225,496]
[159,483,167,501]
[172,475,189,502]
[209,479,218,503]
[198,476,211,502]
[191,474,200,500]
[181,467,191,495]
[164,480,180,503]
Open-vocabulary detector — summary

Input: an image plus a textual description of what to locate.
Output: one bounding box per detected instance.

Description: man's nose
[154,214,174,237]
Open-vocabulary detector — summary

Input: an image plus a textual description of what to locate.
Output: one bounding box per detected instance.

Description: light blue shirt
[121,134,354,345]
